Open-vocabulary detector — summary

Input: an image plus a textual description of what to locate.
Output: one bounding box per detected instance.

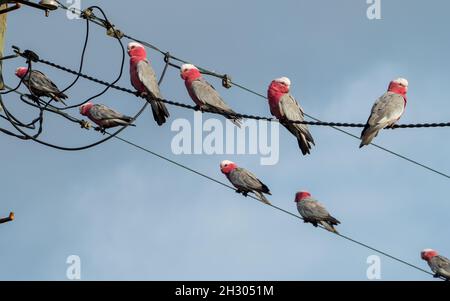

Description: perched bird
[220,160,271,205]
[360,78,408,147]
[79,102,135,131]
[180,64,242,127]
[421,249,450,280]
[267,77,314,155]
[127,42,169,126]
[15,67,68,105]
[295,191,340,234]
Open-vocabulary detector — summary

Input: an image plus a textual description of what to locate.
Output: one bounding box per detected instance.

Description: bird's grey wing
[230,167,266,191]
[279,94,315,142]
[191,79,236,114]
[367,92,405,126]
[90,104,126,120]
[299,198,330,220]
[137,60,162,99]
[279,94,305,120]
[431,256,450,278]
[30,70,61,94]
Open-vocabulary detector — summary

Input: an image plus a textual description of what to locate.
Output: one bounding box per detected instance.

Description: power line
[53,3,450,131]
[10,47,450,180]
[0,4,170,151]
[38,4,450,182]
[0,3,443,280]
[109,132,441,280]
[2,84,439,278]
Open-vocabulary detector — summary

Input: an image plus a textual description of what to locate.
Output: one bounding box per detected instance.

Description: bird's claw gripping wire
[136,91,148,99]
[26,94,40,103]
[194,105,204,112]
[94,126,107,135]
[235,189,248,197]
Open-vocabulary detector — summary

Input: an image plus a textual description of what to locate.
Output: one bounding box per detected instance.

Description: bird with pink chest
[220,160,272,205]
[421,249,450,280]
[127,42,169,126]
[267,77,315,155]
[180,63,242,127]
[360,78,409,147]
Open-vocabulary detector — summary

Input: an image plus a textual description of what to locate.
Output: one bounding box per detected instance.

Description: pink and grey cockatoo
[295,191,340,234]
[220,160,271,205]
[267,77,315,155]
[180,64,242,127]
[15,67,68,105]
[127,42,169,126]
[421,249,450,280]
[79,102,135,131]
[359,78,408,147]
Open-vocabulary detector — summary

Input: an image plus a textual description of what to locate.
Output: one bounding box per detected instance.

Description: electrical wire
[11,50,449,180]
[109,132,442,280]
[0,2,446,280]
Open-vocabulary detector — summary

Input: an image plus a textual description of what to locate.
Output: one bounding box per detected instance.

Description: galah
[15,67,68,105]
[267,77,315,155]
[359,78,408,147]
[295,191,340,234]
[180,64,242,127]
[127,42,169,126]
[79,102,135,130]
[220,160,271,205]
[421,249,450,280]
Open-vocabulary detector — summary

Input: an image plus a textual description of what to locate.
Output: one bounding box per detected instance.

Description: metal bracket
[0,2,21,15]
[0,212,14,224]
[222,74,232,89]
[0,1,54,16]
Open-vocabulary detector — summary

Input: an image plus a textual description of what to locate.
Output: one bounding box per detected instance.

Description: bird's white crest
[274,77,291,87]
[220,160,235,168]
[422,248,435,253]
[127,42,144,51]
[393,78,408,87]
[181,63,198,73]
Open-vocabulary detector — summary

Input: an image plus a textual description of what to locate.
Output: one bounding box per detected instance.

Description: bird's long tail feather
[320,221,339,234]
[255,191,271,205]
[146,96,170,126]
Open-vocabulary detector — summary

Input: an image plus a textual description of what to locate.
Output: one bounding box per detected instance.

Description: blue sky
[1,0,449,280]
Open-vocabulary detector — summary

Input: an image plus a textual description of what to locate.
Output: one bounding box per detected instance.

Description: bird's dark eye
[224,164,228,167]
